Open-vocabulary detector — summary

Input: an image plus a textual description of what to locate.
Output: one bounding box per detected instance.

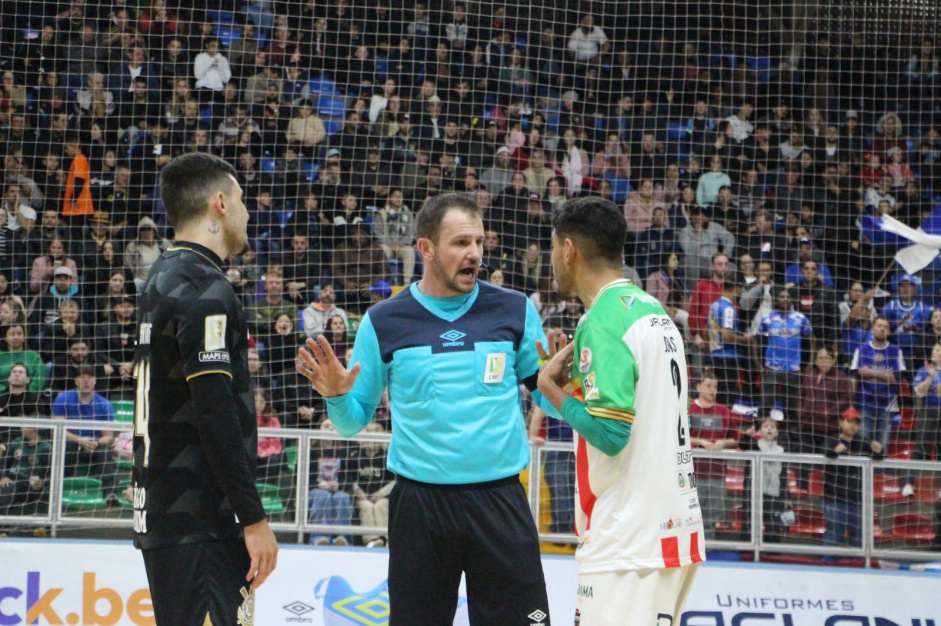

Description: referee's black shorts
[141,538,254,626]
[388,475,551,626]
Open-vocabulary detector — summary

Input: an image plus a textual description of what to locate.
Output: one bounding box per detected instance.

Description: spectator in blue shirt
[52,366,118,505]
[882,273,931,365]
[903,342,941,497]
[783,238,834,288]
[758,289,814,420]
[850,316,905,452]
[707,273,753,406]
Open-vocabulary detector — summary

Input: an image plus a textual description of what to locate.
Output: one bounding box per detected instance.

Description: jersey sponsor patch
[579,347,592,373]
[198,350,231,363]
[204,314,226,351]
[484,352,506,383]
[583,372,599,400]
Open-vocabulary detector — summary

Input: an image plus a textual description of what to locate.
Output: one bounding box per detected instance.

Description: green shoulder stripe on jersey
[586,406,635,424]
[185,370,233,382]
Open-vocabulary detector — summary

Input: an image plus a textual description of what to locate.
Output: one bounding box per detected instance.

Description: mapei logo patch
[440,329,466,346]
[198,350,231,363]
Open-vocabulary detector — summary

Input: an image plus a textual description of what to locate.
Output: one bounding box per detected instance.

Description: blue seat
[260,159,277,174]
[301,162,321,181]
[214,28,241,49]
[276,210,294,227]
[667,123,688,142]
[375,55,388,80]
[199,108,213,127]
[317,96,347,118]
[308,77,338,96]
[547,115,560,134]
[323,118,343,136]
[207,10,236,24]
[255,31,268,49]
[601,175,632,203]
[744,56,775,83]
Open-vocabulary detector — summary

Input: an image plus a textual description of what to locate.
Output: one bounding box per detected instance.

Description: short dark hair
[415,192,481,244]
[551,197,626,268]
[160,153,237,230]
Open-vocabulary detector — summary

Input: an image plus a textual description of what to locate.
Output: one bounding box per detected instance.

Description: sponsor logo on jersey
[440,329,466,346]
[576,585,593,598]
[621,295,636,309]
[138,322,152,345]
[198,350,231,363]
[579,347,592,373]
[874,352,885,363]
[236,587,255,626]
[583,372,599,400]
[660,517,683,530]
[204,314,227,351]
[484,352,506,383]
[528,609,548,625]
[282,600,315,617]
[678,473,686,488]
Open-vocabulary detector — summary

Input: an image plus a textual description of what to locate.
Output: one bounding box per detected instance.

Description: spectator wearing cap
[882,274,931,364]
[331,221,389,312]
[193,37,232,97]
[388,113,418,166]
[53,366,119,506]
[783,237,834,288]
[28,265,85,328]
[479,146,515,197]
[124,217,169,291]
[285,99,327,148]
[10,204,40,268]
[29,238,78,296]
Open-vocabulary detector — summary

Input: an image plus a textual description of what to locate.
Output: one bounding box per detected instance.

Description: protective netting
[0,0,939,556]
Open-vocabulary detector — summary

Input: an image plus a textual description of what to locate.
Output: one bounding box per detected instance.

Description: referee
[298,193,554,625]
[132,153,278,625]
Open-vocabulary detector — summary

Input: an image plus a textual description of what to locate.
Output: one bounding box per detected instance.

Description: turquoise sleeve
[562,397,632,457]
[324,313,389,438]
[521,299,562,419]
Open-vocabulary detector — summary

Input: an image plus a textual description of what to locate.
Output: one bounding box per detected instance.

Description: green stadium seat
[112,400,135,423]
[285,445,298,474]
[62,477,107,511]
[256,482,286,516]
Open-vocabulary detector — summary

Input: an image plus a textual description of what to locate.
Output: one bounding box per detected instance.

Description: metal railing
[1,418,939,565]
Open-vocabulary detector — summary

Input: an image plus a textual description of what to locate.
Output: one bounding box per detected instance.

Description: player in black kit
[132,153,278,625]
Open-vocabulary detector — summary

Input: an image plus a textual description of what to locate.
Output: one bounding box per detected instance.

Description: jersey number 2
[133,360,152,467]
[671,358,686,446]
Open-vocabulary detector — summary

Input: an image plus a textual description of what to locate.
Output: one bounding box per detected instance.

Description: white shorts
[574,564,700,626]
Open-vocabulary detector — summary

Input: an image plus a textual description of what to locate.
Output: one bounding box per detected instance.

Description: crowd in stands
[0,0,940,549]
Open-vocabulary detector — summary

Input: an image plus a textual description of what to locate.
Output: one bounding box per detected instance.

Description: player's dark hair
[160,153,237,230]
[551,196,626,268]
[416,192,481,244]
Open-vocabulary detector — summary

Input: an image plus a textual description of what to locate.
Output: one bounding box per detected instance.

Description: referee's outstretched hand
[297,335,361,397]
[244,518,278,590]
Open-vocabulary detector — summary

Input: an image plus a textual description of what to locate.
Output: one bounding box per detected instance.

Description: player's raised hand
[535,329,569,365]
[296,335,361,397]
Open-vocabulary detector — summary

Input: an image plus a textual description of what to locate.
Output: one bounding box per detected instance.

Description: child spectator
[308,418,353,546]
[739,416,790,541]
[350,421,394,548]
[254,389,284,483]
[690,372,742,539]
[823,408,884,549]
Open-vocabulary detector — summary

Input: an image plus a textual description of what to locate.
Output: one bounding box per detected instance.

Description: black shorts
[141,538,254,626]
[388,475,550,626]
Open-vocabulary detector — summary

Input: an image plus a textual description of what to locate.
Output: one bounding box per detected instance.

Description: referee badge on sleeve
[204,314,227,351]
[484,353,506,384]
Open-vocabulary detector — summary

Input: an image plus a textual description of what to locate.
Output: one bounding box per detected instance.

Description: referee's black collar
[169,241,224,271]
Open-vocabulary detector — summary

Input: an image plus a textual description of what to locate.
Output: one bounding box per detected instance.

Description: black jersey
[132,242,265,550]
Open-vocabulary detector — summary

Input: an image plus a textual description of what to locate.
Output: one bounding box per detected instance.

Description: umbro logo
[440,330,466,346]
[528,609,547,625]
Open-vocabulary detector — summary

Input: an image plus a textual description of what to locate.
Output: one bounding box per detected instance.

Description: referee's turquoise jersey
[325,281,559,484]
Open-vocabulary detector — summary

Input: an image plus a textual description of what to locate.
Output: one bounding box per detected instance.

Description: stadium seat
[890,513,936,545]
[873,473,906,504]
[61,477,107,511]
[744,56,775,83]
[873,512,891,544]
[317,96,347,118]
[725,464,745,496]
[888,439,915,460]
[112,400,134,423]
[256,482,286,516]
[322,118,344,136]
[308,77,338,96]
[207,10,236,24]
[667,123,687,142]
[260,158,277,174]
[214,28,241,49]
[285,446,298,474]
[714,503,745,534]
[600,175,631,203]
[199,108,213,127]
[301,162,321,181]
[788,507,826,539]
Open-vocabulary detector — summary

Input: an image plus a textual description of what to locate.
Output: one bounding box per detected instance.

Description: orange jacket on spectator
[689,277,724,337]
[63,153,94,216]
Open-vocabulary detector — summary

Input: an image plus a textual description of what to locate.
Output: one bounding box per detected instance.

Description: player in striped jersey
[538,197,703,626]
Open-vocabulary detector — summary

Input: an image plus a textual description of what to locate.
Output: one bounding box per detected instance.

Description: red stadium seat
[725,465,745,496]
[890,513,936,545]
[873,474,907,504]
[788,507,826,538]
[807,470,824,496]
[915,475,939,504]
[715,503,746,534]
[888,440,916,460]
[787,469,807,500]
[873,513,892,544]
